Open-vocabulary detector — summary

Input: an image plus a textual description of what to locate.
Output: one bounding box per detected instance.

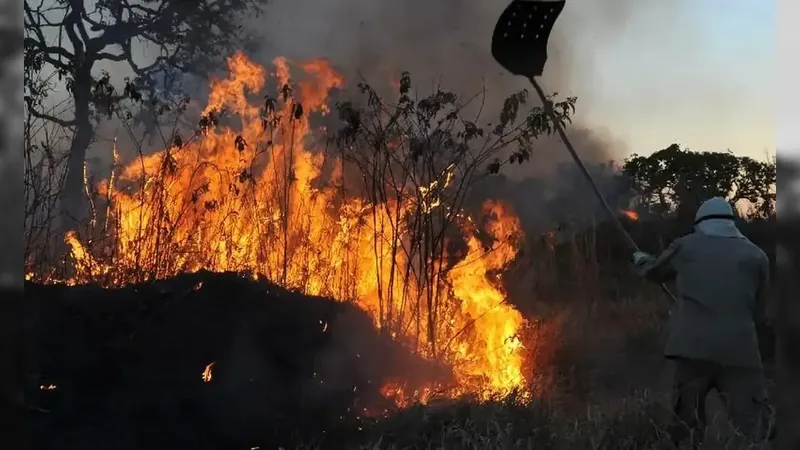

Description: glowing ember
[39,384,57,391]
[46,53,536,405]
[202,362,215,383]
[621,209,639,221]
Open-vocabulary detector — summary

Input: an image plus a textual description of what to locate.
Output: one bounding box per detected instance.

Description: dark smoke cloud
[246,0,684,167]
[239,0,687,229]
[84,1,682,172]
[70,0,689,232]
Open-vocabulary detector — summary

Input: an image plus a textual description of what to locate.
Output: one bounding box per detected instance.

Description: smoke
[84,0,680,172]
[247,0,681,164]
[73,0,692,232]
[240,0,687,228]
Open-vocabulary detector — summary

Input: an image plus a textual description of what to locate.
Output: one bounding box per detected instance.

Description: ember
[42,52,536,405]
[621,209,639,221]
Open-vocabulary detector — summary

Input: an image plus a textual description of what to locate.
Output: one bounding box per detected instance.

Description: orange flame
[202,362,215,383]
[52,53,537,405]
[621,209,639,221]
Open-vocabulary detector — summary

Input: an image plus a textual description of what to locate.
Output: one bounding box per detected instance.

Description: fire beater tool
[491,0,676,300]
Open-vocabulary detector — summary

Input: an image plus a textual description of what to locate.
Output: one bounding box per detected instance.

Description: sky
[553,0,777,160]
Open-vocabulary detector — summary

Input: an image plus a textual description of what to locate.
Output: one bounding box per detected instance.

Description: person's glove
[632,251,652,265]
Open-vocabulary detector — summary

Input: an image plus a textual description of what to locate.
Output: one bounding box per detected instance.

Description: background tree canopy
[622,143,776,223]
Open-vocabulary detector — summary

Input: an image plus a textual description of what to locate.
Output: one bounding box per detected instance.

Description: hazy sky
[555,0,776,160]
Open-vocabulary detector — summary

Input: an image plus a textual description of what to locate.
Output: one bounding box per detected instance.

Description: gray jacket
[638,232,770,368]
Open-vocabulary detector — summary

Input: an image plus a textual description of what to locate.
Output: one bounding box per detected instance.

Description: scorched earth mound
[24,271,446,450]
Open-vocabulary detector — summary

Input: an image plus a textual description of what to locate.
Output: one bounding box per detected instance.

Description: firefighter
[633,196,773,448]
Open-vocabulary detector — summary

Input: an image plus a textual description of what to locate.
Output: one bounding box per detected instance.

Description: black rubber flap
[491,0,565,78]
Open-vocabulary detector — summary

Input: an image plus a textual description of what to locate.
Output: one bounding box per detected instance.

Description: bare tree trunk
[57,69,94,241]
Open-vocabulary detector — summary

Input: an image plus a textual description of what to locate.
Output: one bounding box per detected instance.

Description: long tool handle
[528,77,676,301]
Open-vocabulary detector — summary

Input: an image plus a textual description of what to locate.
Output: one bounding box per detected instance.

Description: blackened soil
[23,271,443,450]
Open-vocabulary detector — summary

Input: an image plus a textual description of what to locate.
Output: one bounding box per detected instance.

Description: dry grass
[295,390,772,449]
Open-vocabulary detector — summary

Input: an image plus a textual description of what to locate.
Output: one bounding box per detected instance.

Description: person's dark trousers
[670,357,773,449]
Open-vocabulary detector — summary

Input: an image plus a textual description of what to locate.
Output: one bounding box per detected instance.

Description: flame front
[448,201,526,396]
[56,53,534,405]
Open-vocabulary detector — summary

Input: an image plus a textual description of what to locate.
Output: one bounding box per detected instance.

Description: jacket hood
[694,197,744,238]
[695,197,735,223]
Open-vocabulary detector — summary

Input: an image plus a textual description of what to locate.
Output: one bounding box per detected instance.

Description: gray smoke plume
[240,0,689,228]
[83,0,684,175]
[69,0,693,233]
[246,0,684,165]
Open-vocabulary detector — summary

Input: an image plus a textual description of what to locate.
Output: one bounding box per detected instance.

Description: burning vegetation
[27,52,577,407]
[621,210,639,221]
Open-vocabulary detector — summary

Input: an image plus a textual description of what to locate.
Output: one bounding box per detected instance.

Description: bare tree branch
[24,97,76,129]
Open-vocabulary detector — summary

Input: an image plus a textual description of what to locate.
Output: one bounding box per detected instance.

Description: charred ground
[24,271,448,450]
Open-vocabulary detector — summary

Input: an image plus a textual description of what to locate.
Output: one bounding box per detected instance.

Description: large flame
[56,53,532,405]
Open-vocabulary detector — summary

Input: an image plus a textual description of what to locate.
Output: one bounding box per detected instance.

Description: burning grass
[26,52,578,406]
